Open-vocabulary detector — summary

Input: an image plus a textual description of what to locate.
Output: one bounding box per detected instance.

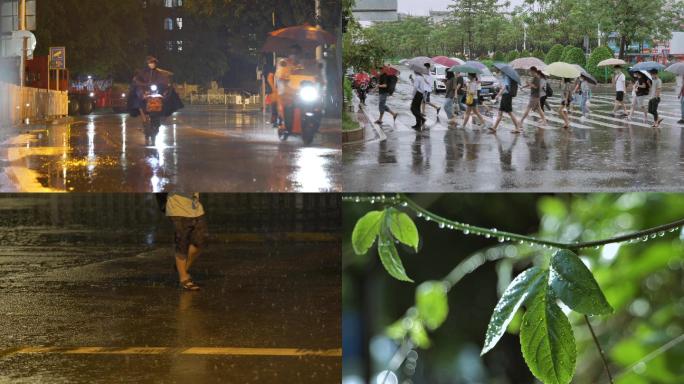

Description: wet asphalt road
[1,105,341,193]
[0,200,341,383]
[344,69,684,192]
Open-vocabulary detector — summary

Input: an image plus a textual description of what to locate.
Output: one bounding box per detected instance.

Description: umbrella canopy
[407,57,435,74]
[597,58,627,67]
[448,64,483,74]
[382,65,400,76]
[493,63,521,83]
[572,64,597,84]
[449,57,466,65]
[639,70,653,80]
[432,56,459,67]
[398,59,409,65]
[665,62,684,76]
[262,25,335,54]
[631,61,666,72]
[465,60,488,70]
[545,62,581,78]
[509,57,546,70]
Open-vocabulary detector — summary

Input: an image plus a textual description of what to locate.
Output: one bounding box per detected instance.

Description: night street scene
[343,0,684,192]
[0,0,343,192]
[0,193,341,383]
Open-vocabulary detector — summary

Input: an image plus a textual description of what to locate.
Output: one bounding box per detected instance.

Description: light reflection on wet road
[1,106,341,192]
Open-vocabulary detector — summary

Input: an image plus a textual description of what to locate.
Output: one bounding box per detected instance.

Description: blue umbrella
[493,63,521,83]
[465,60,487,70]
[630,61,665,72]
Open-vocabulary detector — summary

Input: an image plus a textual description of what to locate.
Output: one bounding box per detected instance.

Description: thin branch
[398,194,684,250]
[584,315,614,384]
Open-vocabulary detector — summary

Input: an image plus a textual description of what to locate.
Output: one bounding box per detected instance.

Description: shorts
[171,216,208,259]
[648,97,660,114]
[379,93,390,113]
[499,93,513,113]
[527,96,541,110]
[616,91,624,102]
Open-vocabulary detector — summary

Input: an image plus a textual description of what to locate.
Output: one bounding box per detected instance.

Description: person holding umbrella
[409,68,430,130]
[443,70,458,126]
[611,65,628,117]
[648,68,663,128]
[559,78,575,129]
[519,66,548,127]
[490,64,521,134]
[628,71,650,122]
[422,63,441,116]
[375,64,399,124]
[679,75,684,124]
[462,73,486,129]
[574,74,592,118]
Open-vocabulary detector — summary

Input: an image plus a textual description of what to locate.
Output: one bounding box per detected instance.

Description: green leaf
[388,209,419,251]
[377,234,413,282]
[351,211,384,255]
[416,281,449,330]
[481,266,546,355]
[409,319,431,349]
[550,249,613,315]
[386,318,408,341]
[520,270,577,384]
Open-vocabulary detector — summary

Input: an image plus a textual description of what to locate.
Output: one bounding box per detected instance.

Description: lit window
[176,17,183,30]
[177,41,183,52]
[166,41,174,51]
[164,0,173,7]
[164,18,174,31]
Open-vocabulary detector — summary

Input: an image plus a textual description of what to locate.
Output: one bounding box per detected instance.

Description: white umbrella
[665,62,684,76]
[510,57,546,70]
[545,62,581,78]
[597,58,627,67]
[407,56,435,74]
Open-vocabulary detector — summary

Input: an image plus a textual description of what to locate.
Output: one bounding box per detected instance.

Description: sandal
[180,279,201,291]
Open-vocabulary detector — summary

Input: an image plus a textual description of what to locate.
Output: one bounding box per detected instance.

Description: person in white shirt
[166,193,207,291]
[421,63,441,115]
[409,70,429,130]
[612,66,628,116]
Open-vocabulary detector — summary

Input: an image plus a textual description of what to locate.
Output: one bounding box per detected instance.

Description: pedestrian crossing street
[365,91,683,136]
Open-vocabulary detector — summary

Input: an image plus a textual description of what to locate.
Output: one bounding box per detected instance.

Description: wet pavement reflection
[344,69,684,192]
[0,195,341,383]
[1,106,341,192]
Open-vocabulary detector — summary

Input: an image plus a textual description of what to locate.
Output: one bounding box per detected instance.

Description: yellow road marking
[5,347,341,357]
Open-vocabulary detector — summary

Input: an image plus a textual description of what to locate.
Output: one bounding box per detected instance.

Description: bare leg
[491,112,503,131]
[473,107,486,125]
[508,113,521,132]
[463,108,472,128]
[520,106,531,125]
[536,106,548,125]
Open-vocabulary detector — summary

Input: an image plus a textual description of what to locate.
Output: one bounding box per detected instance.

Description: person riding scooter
[274,45,323,145]
[128,56,184,145]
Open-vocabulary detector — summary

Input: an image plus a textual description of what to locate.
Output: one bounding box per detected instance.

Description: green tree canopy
[545,44,564,63]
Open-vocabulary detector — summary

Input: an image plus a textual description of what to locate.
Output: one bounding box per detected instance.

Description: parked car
[462,67,501,100]
[430,64,448,93]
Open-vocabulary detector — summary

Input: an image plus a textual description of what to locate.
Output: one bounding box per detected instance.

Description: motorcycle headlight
[121,93,126,98]
[89,92,95,98]
[299,85,319,103]
[150,84,158,92]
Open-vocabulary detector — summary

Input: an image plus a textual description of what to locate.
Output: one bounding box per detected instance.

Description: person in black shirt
[375,65,399,124]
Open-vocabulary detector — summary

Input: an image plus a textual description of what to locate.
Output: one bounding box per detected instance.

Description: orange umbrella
[262,25,336,53]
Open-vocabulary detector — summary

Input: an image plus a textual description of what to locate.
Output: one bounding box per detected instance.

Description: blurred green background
[342,194,684,384]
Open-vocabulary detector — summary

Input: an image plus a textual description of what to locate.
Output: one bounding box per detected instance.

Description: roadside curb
[343,96,387,145]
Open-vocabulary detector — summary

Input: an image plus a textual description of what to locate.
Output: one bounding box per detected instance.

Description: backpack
[508,78,519,97]
[386,75,398,95]
[545,82,554,97]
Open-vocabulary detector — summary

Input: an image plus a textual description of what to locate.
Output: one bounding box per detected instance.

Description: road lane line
[3,346,342,357]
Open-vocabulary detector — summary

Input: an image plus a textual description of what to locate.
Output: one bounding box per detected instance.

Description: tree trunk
[619,35,627,59]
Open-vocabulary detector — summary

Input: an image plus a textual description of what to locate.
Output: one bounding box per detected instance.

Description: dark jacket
[128,67,184,117]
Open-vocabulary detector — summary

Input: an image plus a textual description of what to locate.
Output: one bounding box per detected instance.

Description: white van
[430,64,448,93]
